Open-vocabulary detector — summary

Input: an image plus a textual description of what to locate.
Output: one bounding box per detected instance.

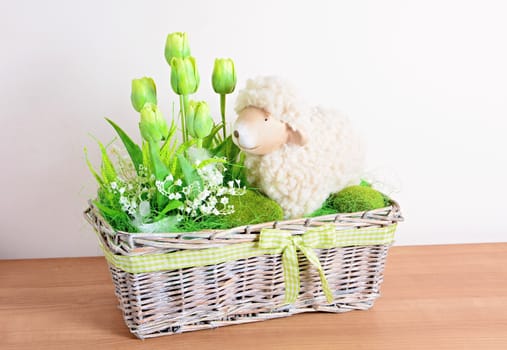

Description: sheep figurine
[232,76,364,219]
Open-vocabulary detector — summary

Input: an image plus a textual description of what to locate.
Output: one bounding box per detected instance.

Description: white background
[1,0,506,259]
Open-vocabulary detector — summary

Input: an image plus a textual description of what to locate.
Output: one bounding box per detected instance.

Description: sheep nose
[233,130,239,138]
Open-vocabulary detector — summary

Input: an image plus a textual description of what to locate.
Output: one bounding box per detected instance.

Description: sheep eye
[264,118,268,122]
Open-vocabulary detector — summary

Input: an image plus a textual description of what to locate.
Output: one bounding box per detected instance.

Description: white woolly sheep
[232,76,364,219]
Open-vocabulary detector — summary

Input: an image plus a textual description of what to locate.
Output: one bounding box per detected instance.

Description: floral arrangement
[86,32,390,234]
[85,32,286,233]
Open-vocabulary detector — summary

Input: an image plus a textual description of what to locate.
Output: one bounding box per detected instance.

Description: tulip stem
[220,94,226,138]
[179,95,187,142]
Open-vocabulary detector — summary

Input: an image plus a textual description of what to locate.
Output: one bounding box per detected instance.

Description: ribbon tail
[282,243,300,304]
[299,245,334,304]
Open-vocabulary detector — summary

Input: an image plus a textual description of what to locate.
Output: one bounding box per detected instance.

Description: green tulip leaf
[202,123,223,149]
[155,200,183,220]
[106,118,143,174]
[195,157,227,169]
[170,138,198,175]
[177,154,203,198]
[148,140,169,181]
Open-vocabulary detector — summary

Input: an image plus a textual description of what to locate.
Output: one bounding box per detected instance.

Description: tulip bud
[193,102,213,139]
[139,104,168,142]
[131,77,157,112]
[170,57,200,95]
[212,58,237,95]
[164,32,191,65]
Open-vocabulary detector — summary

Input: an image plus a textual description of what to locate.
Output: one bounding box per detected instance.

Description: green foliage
[202,123,223,149]
[84,147,103,186]
[147,139,169,181]
[106,118,143,174]
[95,189,137,232]
[97,140,117,184]
[85,32,258,233]
[176,153,203,196]
[211,135,248,185]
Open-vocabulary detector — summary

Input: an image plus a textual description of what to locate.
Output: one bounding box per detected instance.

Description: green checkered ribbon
[98,224,396,304]
[258,225,336,304]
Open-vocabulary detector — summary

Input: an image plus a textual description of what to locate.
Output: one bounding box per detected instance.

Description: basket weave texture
[85,201,403,339]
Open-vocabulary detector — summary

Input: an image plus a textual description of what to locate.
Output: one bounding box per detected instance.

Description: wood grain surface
[1,243,506,349]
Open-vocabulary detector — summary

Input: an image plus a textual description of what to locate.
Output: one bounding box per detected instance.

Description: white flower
[212,208,220,215]
[110,182,118,190]
[174,193,182,200]
[220,197,229,205]
[199,189,211,200]
[228,181,234,188]
[174,179,182,186]
[119,187,125,194]
[208,196,217,206]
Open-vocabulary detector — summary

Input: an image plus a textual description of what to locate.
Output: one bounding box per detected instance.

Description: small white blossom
[174,179,182,186]
[220,197,229,205]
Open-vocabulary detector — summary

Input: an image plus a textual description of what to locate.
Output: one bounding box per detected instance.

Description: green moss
[221,190,284,227]
[330,185,386,213]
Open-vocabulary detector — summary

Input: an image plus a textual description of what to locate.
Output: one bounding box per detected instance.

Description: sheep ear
[285,123,307,146]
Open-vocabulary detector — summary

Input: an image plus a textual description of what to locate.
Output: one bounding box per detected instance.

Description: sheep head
[232,106,307,155]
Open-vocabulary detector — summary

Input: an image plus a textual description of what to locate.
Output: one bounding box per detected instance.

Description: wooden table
[1,243,506,349]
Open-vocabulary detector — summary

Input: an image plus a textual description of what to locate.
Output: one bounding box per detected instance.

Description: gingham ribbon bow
[258,225,335,304]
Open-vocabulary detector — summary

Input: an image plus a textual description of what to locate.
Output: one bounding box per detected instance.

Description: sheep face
[233,107,306,155]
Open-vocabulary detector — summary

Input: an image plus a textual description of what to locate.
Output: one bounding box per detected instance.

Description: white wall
[1,0,506,259]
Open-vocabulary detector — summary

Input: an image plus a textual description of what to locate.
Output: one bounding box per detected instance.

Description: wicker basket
[84,201,403,339]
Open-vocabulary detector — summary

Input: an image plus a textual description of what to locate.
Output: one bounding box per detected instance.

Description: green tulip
[164,32,191,65]
[139,104,168,142]
[170,56,200,96]
[212,58,237,94]
[193,102,213,139]
[131,77,157,112]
